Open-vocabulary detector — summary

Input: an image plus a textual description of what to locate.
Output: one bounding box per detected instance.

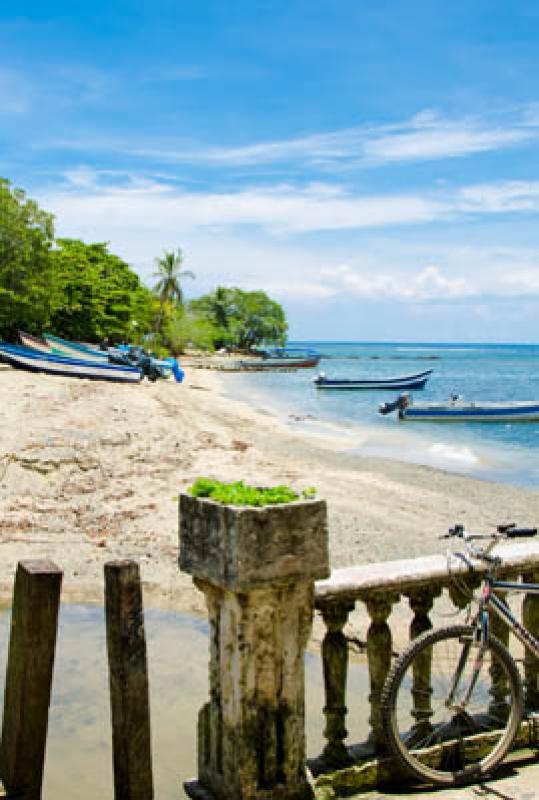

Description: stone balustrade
[179,489,539,798]
[314,540,539,780]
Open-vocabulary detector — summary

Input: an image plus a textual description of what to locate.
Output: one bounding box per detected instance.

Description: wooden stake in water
[0,560,63,799]
[105,561,154,800]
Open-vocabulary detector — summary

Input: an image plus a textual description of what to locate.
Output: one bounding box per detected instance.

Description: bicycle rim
[381,625,523,786]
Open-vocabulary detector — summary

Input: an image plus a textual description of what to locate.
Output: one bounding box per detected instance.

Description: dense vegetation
[0,177,288,353]
[189,478,316,506]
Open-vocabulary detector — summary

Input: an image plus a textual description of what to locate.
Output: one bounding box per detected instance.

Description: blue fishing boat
[313,369,432,390]
[0,344,142,383]
[379,393,539,421]
[43,333,175,375]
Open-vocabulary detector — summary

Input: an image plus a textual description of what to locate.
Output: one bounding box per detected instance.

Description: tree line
[0,178,288,354]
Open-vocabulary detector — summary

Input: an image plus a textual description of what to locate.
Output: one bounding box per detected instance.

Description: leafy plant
[189,478,316,506]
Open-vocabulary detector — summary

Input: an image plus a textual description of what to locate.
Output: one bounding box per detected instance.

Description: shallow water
[222,341,539,488]
[0,605,369,799]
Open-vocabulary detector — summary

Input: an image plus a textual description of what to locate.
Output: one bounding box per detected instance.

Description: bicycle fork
[445,603,489,713]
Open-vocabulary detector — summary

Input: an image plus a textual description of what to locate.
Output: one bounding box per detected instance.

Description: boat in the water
[379,393,539,421]
[313,369,432,390]
[0,343,142,383]
[239,348,321,370]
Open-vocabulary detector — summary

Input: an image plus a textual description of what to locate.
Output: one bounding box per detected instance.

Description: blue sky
[2,1,539,341]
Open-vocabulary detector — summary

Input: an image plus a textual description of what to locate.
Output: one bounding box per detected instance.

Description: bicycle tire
[381,624,523,786]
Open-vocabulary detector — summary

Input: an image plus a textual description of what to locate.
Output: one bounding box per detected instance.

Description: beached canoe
[379,393,539,421]
[0,344,142,383]
[313,369,432,390]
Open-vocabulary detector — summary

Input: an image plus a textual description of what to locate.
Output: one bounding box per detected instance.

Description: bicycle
[381,522,539,786]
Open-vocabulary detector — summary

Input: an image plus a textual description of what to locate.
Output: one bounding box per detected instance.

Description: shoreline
[217,365,539,489]
[1,364,539,615]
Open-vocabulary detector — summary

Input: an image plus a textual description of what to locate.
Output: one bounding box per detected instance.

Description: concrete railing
[314,541,539,775]
[179,492,539,799]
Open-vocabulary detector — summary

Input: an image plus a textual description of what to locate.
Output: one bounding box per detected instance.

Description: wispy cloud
[143,65,208,82]
[0,68,32,114]
[42,169,539,243]
[121,108,539,169]
[44,172,447,234]
[324,264,477,302]
[35,107,539,171]
[457,181,539,213]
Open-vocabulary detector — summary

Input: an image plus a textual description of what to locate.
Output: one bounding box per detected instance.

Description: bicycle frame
[481,577,539,659]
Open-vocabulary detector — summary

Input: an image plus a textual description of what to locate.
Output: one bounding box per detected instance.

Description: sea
[221,342,539,490]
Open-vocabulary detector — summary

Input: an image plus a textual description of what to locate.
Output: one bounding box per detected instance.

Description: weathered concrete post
[179,492,329,800]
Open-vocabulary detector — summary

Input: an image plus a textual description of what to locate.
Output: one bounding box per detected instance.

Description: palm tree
[152,248,194,334]
[152,248,195,307]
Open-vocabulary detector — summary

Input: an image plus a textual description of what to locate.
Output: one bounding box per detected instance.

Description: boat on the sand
[379,393,539,421]
[313,369,432,390]
[0,343,142,383]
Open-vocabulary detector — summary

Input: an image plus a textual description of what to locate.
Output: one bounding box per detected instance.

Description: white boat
[379,393,539,421]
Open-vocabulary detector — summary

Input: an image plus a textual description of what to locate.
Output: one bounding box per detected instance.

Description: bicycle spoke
[382,625,523,786]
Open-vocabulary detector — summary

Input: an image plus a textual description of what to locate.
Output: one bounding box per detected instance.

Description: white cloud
[500,270,539,293]
[43,174,446,235]
[364,123,529,163]
[324,264,477,302]
[457,181,539,213]
[41,107,539,170]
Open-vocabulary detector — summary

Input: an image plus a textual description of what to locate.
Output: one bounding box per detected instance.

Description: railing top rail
[315,540,539,605]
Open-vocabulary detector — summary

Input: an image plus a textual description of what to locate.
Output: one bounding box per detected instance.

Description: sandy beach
[2,362,539,615]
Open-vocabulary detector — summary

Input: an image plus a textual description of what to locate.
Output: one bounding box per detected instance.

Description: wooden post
[0,560,62,799]
[105,561,154,800]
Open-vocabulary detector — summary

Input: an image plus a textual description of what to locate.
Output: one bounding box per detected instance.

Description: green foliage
[0,175,289,353]
[189,286,287,350]
[189,478,316,506]
[50,239,157,342]
[0,178,56,339]
[153,248,195,307]
[163,306,221,353]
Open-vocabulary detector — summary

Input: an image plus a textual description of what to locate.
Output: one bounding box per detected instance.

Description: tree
[0,178,56,339]
[190,287,287,350]
[152,248,195,307]
[50,239,157,342]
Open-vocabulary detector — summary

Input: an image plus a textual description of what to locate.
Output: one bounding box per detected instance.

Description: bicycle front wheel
[381,624,523,786]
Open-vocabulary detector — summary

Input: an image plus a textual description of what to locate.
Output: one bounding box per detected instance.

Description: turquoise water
[222,342,539,488]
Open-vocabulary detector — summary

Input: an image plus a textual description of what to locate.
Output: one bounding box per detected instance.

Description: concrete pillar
[179,493,329,800]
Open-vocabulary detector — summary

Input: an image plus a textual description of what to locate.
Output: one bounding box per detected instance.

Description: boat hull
[0,345,142,383]
[402,404,539,421]
[240,356,320,369]
[314,369,432,390]
[44,333,110,362]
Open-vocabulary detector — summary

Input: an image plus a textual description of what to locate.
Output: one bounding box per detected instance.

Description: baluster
[405,588,441,728]
[365,592,398,751]
[522,569,539,714]
[319,600,355,766]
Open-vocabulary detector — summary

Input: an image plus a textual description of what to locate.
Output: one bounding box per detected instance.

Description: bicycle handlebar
[443,523,538,540]
[502,527,538,538]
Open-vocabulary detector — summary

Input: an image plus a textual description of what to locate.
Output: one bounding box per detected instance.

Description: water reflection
[0,605,370,799]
